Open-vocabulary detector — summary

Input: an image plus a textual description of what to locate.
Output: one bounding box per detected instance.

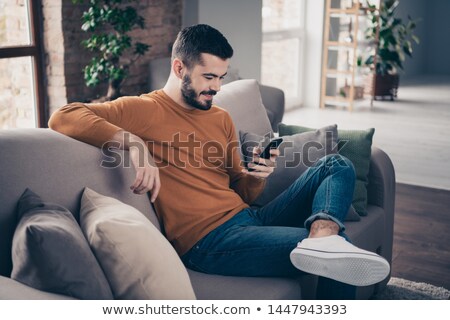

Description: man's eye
[204,76,213,80]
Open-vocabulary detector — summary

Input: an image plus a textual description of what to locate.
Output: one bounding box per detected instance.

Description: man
[49,24,389,299]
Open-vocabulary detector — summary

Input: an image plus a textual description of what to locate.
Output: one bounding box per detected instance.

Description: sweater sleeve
[48,96,155,148]
[224,113,266,205]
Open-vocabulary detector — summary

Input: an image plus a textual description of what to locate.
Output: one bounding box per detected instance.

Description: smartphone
[247,137,283,171]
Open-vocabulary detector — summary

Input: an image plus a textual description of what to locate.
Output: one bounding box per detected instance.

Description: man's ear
[172,58,185,79]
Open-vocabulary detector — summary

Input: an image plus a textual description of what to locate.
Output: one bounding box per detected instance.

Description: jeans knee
[323,154,356,179]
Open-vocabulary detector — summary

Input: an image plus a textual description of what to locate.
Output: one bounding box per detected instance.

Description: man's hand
[109,131,161,202]
[242,146,279,179]
[129,145,161,202]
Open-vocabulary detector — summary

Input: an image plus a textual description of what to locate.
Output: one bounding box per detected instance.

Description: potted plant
[365,0,420,100]
[73,0,150,101]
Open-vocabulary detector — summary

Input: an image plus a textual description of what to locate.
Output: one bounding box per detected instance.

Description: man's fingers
[134,171,152,194]
[252,157,275,167]
[252,146,262,155]
[131,167,162,197]
[247,162,273,173]
[150,174,161,202]
[132,168,159,194]
[269,149,280,162]
[270,149,280,156]
[242,168,271,178]
[131,170,144,190]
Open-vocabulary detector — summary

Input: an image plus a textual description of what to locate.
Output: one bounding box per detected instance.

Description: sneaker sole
[290,247,390,286]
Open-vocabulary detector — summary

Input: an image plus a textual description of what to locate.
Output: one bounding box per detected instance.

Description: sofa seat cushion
[11,189,113,299]
[188,269,301,300]
[80,187,196,300]
[0,275,76,300]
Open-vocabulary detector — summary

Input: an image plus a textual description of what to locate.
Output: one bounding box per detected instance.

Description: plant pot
[340,85,365,100]
[373,74,399,101]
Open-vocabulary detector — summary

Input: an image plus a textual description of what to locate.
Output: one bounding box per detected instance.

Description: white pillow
[79,187,196,300]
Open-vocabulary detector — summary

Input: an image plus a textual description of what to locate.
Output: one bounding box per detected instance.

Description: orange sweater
[48,90,265,256]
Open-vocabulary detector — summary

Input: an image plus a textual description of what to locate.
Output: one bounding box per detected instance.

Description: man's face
[180,53,229,111]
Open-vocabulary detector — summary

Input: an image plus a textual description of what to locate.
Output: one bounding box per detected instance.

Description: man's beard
[181,74,216,111]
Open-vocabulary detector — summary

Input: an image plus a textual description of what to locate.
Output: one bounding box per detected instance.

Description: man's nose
[210,78,221,92]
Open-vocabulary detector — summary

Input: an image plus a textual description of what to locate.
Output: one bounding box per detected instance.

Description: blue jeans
[182,154,357,299]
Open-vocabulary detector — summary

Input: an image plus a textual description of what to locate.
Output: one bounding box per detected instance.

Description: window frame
[0,0,46,128]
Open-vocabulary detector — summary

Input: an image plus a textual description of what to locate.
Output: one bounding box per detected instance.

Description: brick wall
[44,0,182,115]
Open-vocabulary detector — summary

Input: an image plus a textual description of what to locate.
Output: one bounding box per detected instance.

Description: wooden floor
[391,183,450,290]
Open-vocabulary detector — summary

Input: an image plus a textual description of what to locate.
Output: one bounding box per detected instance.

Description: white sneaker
[290,235,390,286]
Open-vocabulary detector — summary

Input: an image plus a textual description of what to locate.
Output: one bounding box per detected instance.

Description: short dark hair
[171,24,233,69]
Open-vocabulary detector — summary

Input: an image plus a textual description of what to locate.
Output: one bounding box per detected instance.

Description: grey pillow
[10,188,113,299]
[240,125,361,222]
[214,79,273,138]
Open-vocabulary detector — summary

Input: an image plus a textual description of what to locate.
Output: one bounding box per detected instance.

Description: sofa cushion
[10,188,113,299]
[214,79,273,139]
[188,269,302,299]
[0,275,77,300]
[279,124,375,216]
[240,126,360,222]
[79,187,196,300]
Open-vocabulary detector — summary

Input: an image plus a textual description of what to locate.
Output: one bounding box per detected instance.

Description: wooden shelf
[326,41,355,47]
[320,0,380,112]
[329,8,358,14]
[326,40,377,48]
[325,70,353,78]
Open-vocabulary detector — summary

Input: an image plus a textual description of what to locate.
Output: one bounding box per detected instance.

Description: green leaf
[74,0,150,90]
[403,41,413,57]
[134,42,150,55]
[365,55,374,66]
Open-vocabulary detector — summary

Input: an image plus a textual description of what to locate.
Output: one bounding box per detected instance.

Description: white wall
[424,0,450,75]
[395,0,450,78]
[183,0,262,81]
[302,0,325,109]
[395,0,426,77]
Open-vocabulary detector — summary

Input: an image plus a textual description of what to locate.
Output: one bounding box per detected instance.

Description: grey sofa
[0,79,395,300]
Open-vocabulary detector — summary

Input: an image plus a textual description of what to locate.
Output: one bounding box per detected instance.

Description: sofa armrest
[258,84,285,132]
[367,146,396,263]
[0,276,76,300]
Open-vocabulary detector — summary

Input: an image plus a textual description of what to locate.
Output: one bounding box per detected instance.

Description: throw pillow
[278,123,375,216]
[10,188,113,299]
[240,125,361,222]
[214,79,273,138]
[79,187,196,300]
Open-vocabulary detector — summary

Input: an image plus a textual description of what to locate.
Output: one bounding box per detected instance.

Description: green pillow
[279,123,375,216]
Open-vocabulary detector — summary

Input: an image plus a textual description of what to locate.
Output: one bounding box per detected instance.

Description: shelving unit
[320,0,381,111]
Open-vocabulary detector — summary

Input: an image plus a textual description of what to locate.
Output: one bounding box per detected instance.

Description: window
[261,0,306,109]
[0,0,45,129]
